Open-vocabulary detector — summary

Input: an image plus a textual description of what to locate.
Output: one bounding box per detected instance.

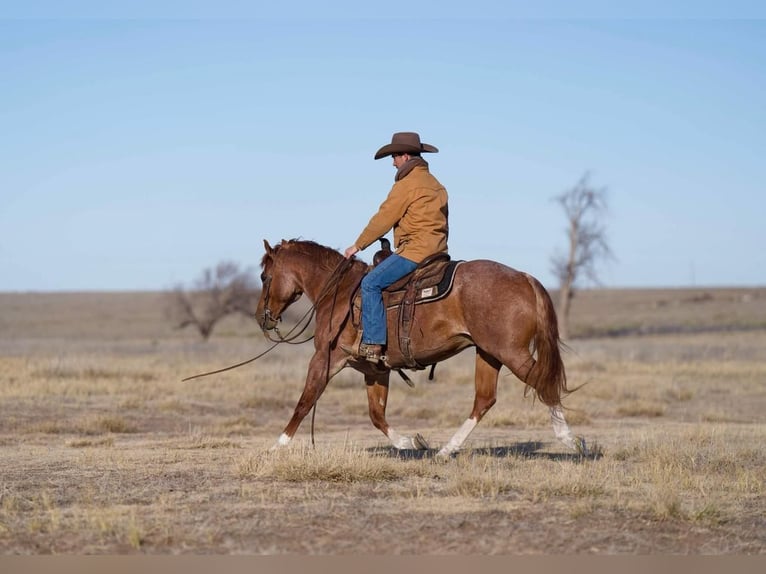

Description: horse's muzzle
[257,309,279,331]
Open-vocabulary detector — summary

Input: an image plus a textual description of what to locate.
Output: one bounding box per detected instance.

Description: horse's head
[255,240,304,332]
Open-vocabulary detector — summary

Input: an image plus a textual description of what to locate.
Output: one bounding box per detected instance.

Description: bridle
[183,254,355,381]
[182,253,356,447]
[182,250,415,446]
[259,255,354,345]
[260,274,313,345]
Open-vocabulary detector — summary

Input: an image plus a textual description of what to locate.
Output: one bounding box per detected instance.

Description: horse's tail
[523,273,569,407]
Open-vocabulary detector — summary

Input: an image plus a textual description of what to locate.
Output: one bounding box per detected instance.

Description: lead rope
[182,257,355,450]
[180,301,317,382]
[311,257,354,447]
[181,304,318,382]
[183,258,353,382]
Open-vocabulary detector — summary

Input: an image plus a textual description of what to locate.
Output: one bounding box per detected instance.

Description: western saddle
[351,238,463,369]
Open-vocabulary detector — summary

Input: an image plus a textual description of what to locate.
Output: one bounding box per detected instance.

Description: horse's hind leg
[503,351,586,455]
[550,406,587,454]
[503,348,586,455]
[366,371,428,450]
[437,349,500,458]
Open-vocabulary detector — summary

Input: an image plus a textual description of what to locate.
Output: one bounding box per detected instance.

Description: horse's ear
[263,240,273,255]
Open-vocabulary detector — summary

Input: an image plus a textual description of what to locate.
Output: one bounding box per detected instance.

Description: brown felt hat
[374,132,439,160]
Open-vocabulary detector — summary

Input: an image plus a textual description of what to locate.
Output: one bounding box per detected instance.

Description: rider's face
[391,153,410,168]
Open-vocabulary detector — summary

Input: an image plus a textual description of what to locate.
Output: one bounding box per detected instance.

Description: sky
[1,3,765,292]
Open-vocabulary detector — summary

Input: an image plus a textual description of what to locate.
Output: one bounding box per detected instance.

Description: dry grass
[0,288,764,554]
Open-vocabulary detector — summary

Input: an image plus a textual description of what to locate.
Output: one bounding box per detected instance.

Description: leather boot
[340,337,384,364]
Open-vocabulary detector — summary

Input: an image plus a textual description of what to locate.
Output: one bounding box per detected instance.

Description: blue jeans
[361,253,418,345]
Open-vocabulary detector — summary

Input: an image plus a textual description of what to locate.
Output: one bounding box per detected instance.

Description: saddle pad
[349,260,464,330]
[385,260,463,309]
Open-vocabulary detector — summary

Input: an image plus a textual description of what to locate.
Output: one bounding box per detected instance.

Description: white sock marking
[269,432,292,450]
[438,418,478,457]
[550,406,577,450]
[388,428,417,450]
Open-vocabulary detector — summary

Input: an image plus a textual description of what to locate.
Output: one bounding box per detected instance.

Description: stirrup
[359,343,385,364]
[339,342,358,357]
[339,331,364,358]
[339,340,385,364]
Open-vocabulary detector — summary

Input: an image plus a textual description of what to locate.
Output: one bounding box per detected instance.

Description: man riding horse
[254,133,584,457]
[342,132,449,364]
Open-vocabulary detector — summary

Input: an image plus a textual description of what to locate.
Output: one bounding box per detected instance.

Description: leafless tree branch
[551,172,614,339]
[164,261,260,340]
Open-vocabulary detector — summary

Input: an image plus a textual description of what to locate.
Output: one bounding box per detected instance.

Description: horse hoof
[574,436,588,456]
[414,433,430,450]
[434,448,455,461]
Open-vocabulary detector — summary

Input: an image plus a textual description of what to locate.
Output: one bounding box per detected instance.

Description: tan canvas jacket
[354,165,449,263]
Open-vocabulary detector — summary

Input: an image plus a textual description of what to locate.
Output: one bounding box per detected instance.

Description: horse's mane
[261,239,345,271]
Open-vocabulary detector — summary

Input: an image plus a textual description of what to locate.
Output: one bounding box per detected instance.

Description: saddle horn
[373,237,393,267]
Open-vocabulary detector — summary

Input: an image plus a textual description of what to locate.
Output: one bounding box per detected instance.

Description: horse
[255,238,585,458]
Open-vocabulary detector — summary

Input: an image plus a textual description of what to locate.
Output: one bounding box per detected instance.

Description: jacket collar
[395,157,429,181]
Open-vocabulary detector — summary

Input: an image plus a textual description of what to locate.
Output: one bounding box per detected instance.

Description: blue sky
[1,4,765,291]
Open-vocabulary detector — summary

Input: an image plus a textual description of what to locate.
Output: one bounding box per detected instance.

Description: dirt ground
[0,288,764,554]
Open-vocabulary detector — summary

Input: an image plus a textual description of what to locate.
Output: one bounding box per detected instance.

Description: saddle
[351,238,463,369]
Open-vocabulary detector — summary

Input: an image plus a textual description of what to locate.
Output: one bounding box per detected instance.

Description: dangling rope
[181,256,413,448]
[182,257,354,382]
[181,341,280,382]
[182,257,357,448]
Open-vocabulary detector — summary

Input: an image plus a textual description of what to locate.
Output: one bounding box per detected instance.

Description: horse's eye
[260,273,267,282]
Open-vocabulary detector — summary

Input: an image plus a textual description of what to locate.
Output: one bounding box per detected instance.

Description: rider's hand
[344,245,360,259]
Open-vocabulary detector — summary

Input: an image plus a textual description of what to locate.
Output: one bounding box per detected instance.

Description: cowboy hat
[374,132,439,160]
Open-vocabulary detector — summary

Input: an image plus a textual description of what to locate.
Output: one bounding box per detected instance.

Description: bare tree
[165,261,260,340]
[551,172,613,339]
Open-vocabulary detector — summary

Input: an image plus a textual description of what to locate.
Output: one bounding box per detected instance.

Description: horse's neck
[292,254,343,304]
[301,270,332,304]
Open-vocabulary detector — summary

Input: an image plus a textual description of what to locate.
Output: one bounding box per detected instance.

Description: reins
[180,296,316,382]
[181,252,415,448]
[182,255,355,448]
[182,256,355,383]
[262,257,354,347]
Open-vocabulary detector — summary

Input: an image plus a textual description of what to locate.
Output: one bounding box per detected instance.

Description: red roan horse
[255,239,585,458]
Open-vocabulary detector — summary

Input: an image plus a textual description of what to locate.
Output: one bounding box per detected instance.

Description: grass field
[0,287,764,554]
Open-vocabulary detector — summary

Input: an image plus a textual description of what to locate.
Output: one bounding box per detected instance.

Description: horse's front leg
[366,371,429,451]
[271,350,346,450]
